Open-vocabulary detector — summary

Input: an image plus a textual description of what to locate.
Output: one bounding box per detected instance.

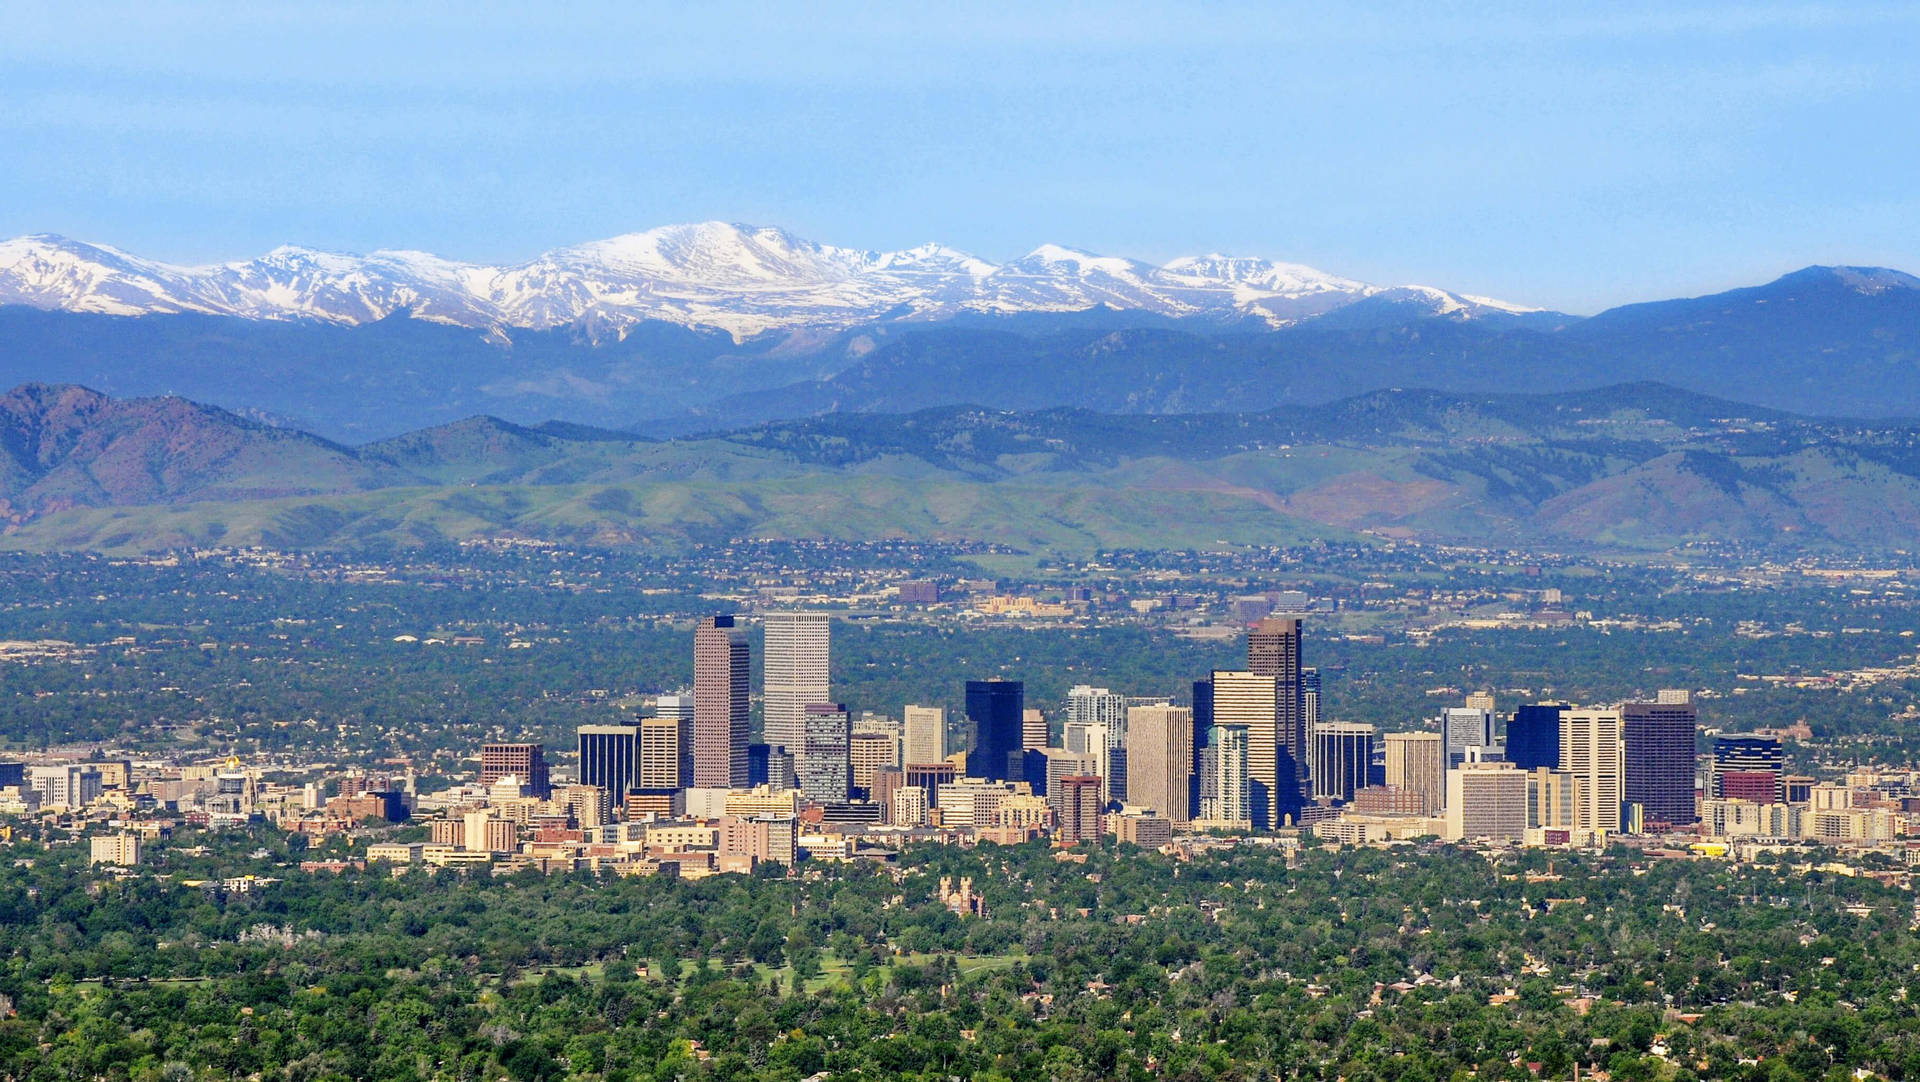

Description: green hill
[5,381,1920,555]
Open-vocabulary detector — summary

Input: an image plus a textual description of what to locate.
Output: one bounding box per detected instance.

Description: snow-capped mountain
[0,222,1538,339]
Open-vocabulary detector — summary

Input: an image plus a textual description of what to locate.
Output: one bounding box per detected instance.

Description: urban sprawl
[13,611,1901,883]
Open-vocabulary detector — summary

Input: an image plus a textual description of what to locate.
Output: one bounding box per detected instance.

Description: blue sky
[2,1,1916,312]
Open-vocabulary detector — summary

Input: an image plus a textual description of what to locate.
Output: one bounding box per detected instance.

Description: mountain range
[3,224,1920,444]
[0,222,1542,340]
[10,381,1920,557]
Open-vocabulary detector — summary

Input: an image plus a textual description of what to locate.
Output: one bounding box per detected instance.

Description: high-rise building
[798,704,852,805]
[903,705,946,766]
[1507,703,1566,772]
[1125,703,1192,824]
[1190,679,1213,816]
[1212,669,1308,829]
[965,679,1024,782]
[1245,616,1308,821]
[1561,709,1624,834]
[1054,775,1105,846]
[1711,733,1784,801]
[480,743,550,799]
[1198,725,1250,826]
[762,612,831,756]
[1464,691,1496,711]
[693,616,750,788]
[1383,731,1444,815]
[1301,668,1322,732]
[1022,708,1048,750]
[1622,694,1698,827]
[1067,685,1129,745]
[637,718,683,790]
[1445,762,1528,842]
[1310,722,1375,803]
[849,731,898,799]
[1442,706,1496,768]
[577,725,640,799]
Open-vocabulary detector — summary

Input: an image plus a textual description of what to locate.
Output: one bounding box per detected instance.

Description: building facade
[1383,731,1445,815]
[1126,703,1193,824]
[798,704,852,805]
[693,616,750,788]
[1310,722,1375,803]
[762,612,831,756]
[577,725,640,799]
[1561,709,1624,834]
[1622,695,1698,826]
[965,679,1024,782]
[480,743,550,799]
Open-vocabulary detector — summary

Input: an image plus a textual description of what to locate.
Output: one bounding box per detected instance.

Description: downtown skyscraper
[1245,616,1309,824]
[1623,693,1698,826]
[693,616,750,788]
[966,679,1024,782]
[762,611,830,757]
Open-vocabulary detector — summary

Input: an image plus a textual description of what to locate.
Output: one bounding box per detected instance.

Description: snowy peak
[0,223,1548,337]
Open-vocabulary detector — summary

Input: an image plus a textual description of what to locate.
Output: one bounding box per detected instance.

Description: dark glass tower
[1247,617,1308,824]
[965,679,1024,782]
[1623,699,1699,826]
[1190,678,1213,816]
[1507,703,1565,772]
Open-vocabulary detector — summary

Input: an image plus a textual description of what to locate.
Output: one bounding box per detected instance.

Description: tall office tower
[1190,679,1213,816]
[1245,617,1309,817]
[1301,668,1322,732]
[1444,762,1528,842]
[1622,694,1699,827]
[1561,709,1624,834]
[1310,722,1375,802]
[1464,691,1496,712]
[655,693,696,784]
[693,616,750,788]
[1711,733,1784,800]
[1507,702,1566,772]
[1211,670,1289,829]
[480,743,550,799]
[1383,731,1445,814]
[902,705,946,766]
[577,725,641,799]
[798,704,852,804]
[1198,725,1251,825]
[1067,685,1129,746]
[763,612,831,756]
[965,679,1024,781]
[1442,706,1496,768]
[1022,708,1048,750]
[1054,775,1106,845]
[1247,615,1302,677]
[1126,703,1193,824]
[637,717,683,790]
[849,731,897,799]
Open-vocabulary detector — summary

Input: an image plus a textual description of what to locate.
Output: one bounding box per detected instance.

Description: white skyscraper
[1067,685,1129,747]
[762,611,831,755]
[1562,709,1624,834]
[902,705,946,766]
[1442,706,1496,768]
